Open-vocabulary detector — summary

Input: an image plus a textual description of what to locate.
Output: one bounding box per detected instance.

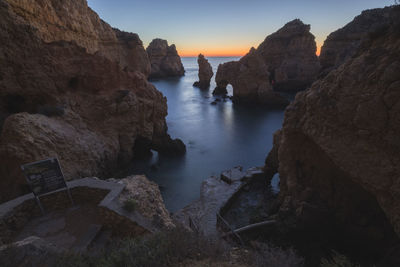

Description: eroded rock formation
[257,19,320,92]
[273,5,400,260]
[146,38,185,79]
[319,7,394,76]
[4,0,151,76]
[0,0,185,203]
[193,54,213,89]
[214,19,319,105]
[119,175,174,229]
[214,48,289,107]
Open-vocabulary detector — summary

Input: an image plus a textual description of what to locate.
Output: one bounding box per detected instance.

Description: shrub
[57,226,230,267]
[245,243,304,267]
[123,198,137,212]
[321,251,361,267]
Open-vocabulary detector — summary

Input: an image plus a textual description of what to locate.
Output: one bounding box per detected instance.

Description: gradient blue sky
[87,0,394,56]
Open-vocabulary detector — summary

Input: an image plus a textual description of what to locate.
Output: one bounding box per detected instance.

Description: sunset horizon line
[179,45,321,58]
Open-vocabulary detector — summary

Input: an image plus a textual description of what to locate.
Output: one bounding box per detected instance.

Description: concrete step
[73,224,102,253]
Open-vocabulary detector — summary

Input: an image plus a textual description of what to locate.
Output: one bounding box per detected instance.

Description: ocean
[125,57,285,212]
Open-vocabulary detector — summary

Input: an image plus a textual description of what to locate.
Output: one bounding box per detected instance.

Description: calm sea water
[125,57,285,212]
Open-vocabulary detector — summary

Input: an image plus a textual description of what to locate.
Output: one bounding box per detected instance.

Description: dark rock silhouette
[146,39,185,79]
[272,5,400,262]
[214,48,289,107]
[214,19,319,106]
[257,19,320,92]
[193,54,213,89]
[320,7,395,76]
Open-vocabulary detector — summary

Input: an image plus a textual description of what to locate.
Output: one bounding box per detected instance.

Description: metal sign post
[21,157,74,214]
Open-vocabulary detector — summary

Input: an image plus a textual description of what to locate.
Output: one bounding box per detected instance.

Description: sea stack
[146,38,185,79]
[214,48,289,107]
[271,5,400,259]
[0,0,185,202]
[193,54,213,89]
[214,19,320,106]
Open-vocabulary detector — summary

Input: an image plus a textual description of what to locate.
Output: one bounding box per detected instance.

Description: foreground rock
[146,38,185,79]
[193,54,214,89]
[214,19,319,105]
[213,48,289,107]
[319,7,394,76]
[274,5,400,261]
[118,175,174,229]
[0,0,185,203]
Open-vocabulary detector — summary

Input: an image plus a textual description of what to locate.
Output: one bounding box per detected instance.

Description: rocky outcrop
[274,5,400,258]
[174,166,265,236]
[193,54,213,89]
[320,7,394,76]
[264,130,281,179]
[214,48,289,107]
[0,0,185,203]
[257,19,320,92]
[4,0,151,76]
[214,19,319,105]
[119,175,174,229]
[146,38,185,79]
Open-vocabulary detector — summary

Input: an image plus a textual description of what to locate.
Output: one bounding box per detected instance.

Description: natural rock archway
[214,48,289,107]
[214,19,320,107]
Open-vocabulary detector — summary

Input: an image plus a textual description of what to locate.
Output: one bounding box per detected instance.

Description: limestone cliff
[320,7,394,76]
[146,39,185,79]
[257,19,320,92]
[4,0,151,76]
[214,19,319,106]
[273,5,400,258]
[193,54,213,89]
[119,175,174,229]
[214,48,289,107]
[0,0,185,203]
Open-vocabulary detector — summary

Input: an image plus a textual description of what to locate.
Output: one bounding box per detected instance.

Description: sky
[87,0,394,57]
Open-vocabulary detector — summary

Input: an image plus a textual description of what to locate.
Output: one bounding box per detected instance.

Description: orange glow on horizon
[316,45,321,56]
[178,44,322,57]
[179,48,248,58]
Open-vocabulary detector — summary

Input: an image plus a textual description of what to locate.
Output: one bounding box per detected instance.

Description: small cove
[124,57,286,212]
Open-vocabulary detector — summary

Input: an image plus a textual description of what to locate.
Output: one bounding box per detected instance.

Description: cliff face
[275,5,400,255]
[257,19,320,91]
[214,48,289,107]
[5,0,151,75]
[146,39,185,79]
[214,19,319,106]
[320,7,394,76]
[0,0,184,203]
[193,54,213,89]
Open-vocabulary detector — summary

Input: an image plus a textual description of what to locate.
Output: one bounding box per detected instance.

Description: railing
[216,212,244,245]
